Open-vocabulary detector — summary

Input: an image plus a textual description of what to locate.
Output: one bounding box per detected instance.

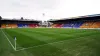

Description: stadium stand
[17,24,23,28]
[23,24,29,27]
[90,21,100,28]
[29,24,38,28]
[51,24,63,28]
[73,21,84,28]
[11,24,17,28]
[1,24,6,28]
[62,21,100,28]
[1,24,18,28]
[63,22,74,28]
[48,14,100,29]
[55,24,63,27]
[80,21,94,28]
[51,24,57,27]
[1,14,100,29]
[1,17,41,28]
[62,21,84,28]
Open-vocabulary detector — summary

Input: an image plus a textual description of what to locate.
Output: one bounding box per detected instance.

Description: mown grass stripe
[1,29,16,51]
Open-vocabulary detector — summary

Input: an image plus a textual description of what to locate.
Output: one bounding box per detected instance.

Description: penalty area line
[16,39,71,51]
[16,34,87,51]
[1,29,16,51]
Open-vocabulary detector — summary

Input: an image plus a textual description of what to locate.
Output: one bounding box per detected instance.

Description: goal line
[1,29,16,51]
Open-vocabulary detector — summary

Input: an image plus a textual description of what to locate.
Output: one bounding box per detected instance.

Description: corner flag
[14,36,17,51]
[14,37,17,40]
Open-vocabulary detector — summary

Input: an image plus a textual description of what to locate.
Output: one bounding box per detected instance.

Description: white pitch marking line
[1,29,16,51]
[16,39,72,51]
[16,34,89,51]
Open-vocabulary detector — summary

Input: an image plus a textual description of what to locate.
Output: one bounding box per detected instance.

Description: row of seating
[51,21,100,28]
[52,24,63,27]
[80,21,100,28]
[1,24,39,28]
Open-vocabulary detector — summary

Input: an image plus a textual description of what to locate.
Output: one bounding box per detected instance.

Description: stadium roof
[1,18,41,22]
[48,14,100,22]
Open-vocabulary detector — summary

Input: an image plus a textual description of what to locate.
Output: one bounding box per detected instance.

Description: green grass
[0,28,100,56]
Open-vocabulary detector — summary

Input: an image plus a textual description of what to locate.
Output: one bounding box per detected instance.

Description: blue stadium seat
[17,24,23,27]
[63,21,84,28]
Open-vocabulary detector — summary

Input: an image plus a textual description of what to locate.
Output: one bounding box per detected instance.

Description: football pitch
[0,28,100,56]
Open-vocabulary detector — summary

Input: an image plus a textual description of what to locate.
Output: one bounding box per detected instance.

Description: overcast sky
[0,0,100,21]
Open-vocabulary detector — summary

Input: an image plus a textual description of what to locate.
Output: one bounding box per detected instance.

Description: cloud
[0,0,100,21]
